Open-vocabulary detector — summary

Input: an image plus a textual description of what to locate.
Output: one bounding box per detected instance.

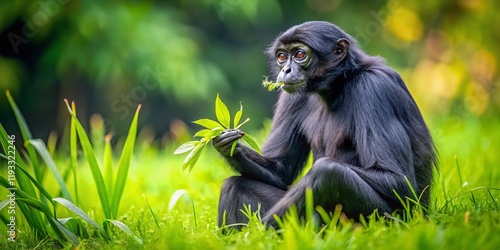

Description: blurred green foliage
[0,0,499,139]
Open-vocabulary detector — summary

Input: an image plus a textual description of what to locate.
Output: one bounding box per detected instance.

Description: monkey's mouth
[282,80,305,86]
[281,80,305,93]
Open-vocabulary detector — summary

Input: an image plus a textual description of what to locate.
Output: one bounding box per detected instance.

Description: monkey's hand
[212,129,245,157]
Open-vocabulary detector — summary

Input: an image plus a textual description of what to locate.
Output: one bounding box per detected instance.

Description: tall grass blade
[305,188,314,224]
[0,176,77,245]
[6,90,42,181]
[455,155,464,190]
[0,124,46,231]
[69,102,79,205]
[315,206,331,225]
[470,192,477,208]
[58,217,89,238]
[192,200,198,229]
[331,204,343,226]
[90,114,105,155]
[104,134,114,199]
[111,105,141,219]
[404,176,419,201]
[142,194,160,231]
[0,154,53,202]
[53,197,110,240]
[28,139,72,202]
[487,188,499,212]
[16,197,79,245]
[5,91,32,143]
[0,175,38,229]
[0,177,45,234]
[64,100,111,219]
[47,131,57,156]
[393,190,409,212]
[49,217,79,245]
[106,219,143,244]
[0,200,8,211]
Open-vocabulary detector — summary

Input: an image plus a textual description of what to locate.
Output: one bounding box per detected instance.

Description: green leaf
[182,142,206,172]
[215,93,231,129]
[111,104,141,219]
[207,127,224,138]
[262,76,284,91]
[198,128,223,143]
[58,217,89,238]
[188,143,206,172]
[64,100,111,219]
[53,197,110,240]
[27,139,73,202]
[49,217,79,245]
[233,102,243,128]
[172,95,258,173]
[230,140,238,156]
[168,189,188,211]
[242,134,261,154]
[193,129,212,138]
[106,219,143,244]
[193,119,222,130]
[174,141,198,155]
[211,126,225,132]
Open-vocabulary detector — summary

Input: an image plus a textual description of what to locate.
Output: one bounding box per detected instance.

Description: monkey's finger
[220,129,244,135]
[213,132,242,147]
[214,130,241,142]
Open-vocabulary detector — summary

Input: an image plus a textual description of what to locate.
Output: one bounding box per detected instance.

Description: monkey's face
[268,21,352,94]
[274,43,312,93]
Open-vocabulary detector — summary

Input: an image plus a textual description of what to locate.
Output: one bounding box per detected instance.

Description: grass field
[1,99,499,249]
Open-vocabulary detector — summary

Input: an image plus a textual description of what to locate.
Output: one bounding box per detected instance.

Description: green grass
[0,95,499,249]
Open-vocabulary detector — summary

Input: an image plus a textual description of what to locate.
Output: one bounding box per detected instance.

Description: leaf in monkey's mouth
[262,76,284,91]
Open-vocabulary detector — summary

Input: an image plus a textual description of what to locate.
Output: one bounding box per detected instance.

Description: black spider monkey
[213,21,437,229]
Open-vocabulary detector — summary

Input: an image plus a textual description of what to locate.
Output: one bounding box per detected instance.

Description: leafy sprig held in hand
[174,94,261,172]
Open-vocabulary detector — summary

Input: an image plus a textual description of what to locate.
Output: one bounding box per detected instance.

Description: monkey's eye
[294,51,307,60]
[277,52,287,64]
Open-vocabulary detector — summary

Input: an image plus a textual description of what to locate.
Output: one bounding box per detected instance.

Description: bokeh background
[0,0,499,142]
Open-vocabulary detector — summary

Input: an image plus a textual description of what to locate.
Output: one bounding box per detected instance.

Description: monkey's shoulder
[354,59,407,91]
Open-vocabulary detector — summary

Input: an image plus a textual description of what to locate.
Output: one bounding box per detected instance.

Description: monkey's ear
[335,38,350,59]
